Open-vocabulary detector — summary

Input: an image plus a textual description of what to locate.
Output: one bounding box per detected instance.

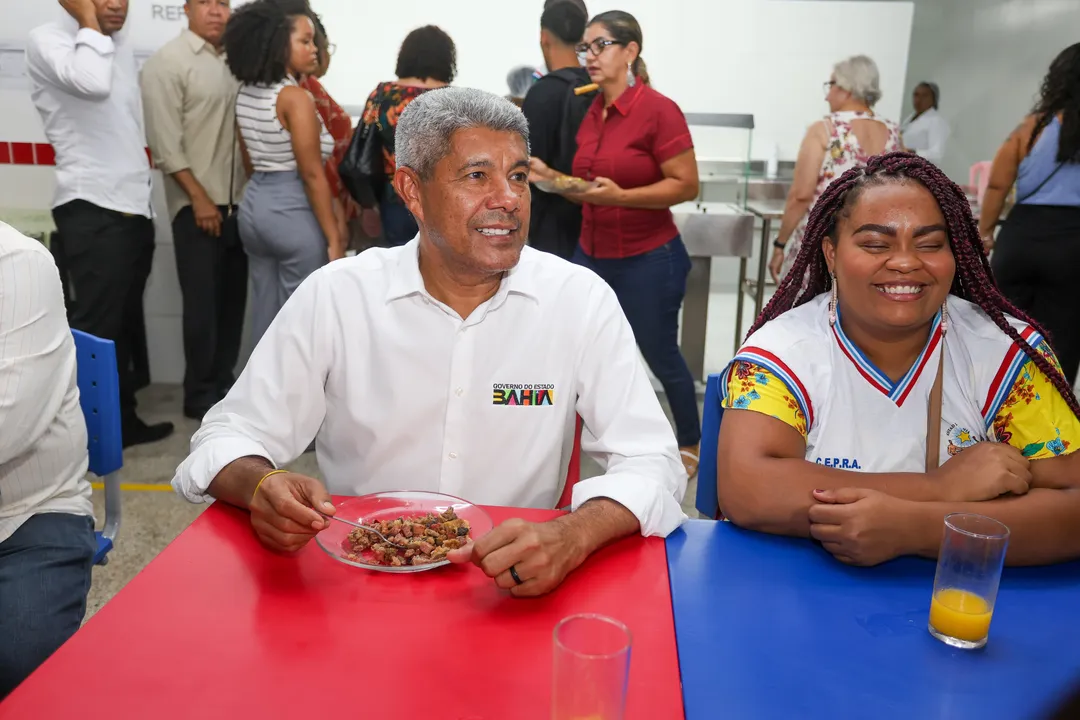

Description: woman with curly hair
[716,152,1080,567]
[359,25,456,246]
[981,43,1080,385]
[224,0,343,346]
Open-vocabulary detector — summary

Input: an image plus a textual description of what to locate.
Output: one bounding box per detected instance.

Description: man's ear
[394,167,425,226]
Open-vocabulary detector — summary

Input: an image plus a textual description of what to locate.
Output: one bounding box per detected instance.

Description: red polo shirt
[572,82,694,258]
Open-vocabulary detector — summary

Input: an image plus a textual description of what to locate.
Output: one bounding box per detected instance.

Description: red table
[0,503,684,719]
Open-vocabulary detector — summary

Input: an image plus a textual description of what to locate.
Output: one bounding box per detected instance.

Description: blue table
[667,519,1080,719]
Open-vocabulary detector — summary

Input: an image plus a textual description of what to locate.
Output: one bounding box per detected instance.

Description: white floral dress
[779,111,902,281]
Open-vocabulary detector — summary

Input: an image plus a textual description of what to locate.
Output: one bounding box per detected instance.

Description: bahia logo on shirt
[492,383,556,406]
[814,457,862,470]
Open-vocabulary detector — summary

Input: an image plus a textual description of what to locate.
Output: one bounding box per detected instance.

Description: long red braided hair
[749,151,1080,422]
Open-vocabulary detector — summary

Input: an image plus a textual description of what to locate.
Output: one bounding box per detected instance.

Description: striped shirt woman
[224,1,344,347]
[236,78,334,172]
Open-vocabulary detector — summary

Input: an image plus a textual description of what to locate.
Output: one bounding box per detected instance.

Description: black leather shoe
[183,405,213,421]
[122,418,175,448]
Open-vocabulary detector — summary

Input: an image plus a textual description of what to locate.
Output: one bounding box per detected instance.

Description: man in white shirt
[0,222,95,698]
[27,0,173,447]
[141,0,248,420]
[173,87,687,597]
[901,81,951,166]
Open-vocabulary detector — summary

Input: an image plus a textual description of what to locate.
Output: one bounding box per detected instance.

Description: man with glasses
[523,0,592,260]
[142,0,248,421]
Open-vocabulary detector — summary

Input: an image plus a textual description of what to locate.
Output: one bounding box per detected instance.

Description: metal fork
[321,514,417,550]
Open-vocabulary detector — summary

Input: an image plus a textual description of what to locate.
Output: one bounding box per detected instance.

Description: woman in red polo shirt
[531,10,702,477]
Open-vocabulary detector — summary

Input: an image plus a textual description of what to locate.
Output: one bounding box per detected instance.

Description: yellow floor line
[90,482,175,492]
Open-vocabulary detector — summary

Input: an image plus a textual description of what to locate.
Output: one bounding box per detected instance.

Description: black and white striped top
[236,78,334,173]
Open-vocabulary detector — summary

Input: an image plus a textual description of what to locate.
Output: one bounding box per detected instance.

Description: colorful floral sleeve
[722,361,808,438]
[992,340,1080,459]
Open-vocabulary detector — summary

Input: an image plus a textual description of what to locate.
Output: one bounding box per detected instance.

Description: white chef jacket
[172,241,688,537]
[901,108,951,166]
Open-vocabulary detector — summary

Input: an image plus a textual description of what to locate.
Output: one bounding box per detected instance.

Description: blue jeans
[0,513,95,699]
[573,237,701,447]
[380,198,419,247]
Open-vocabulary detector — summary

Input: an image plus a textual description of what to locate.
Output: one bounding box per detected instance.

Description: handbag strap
[1016,160,1065,205]
[925,342,946,472]
[228,89,239,217]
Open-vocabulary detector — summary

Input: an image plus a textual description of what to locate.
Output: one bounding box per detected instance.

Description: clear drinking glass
[552,614,632,720]
[928,513,1010,649]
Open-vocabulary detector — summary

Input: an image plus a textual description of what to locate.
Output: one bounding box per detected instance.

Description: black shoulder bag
[339,118,385,210]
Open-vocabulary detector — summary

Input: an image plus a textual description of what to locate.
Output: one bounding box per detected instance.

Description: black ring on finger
[509,565,524,585]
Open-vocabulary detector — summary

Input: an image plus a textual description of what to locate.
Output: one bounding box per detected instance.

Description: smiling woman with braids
[716,152,1080,567]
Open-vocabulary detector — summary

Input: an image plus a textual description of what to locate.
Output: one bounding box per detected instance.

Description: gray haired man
[172,87,686,597]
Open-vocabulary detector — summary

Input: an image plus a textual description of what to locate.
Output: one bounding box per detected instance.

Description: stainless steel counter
[672,202,754,381]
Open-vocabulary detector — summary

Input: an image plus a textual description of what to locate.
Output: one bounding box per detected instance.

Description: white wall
[902,0,1080,183]
[318,0,913,161]
[0,0,911,383]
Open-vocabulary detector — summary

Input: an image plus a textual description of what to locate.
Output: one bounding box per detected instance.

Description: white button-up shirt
[0,223,92,544]
[901,108,951,165]
[26,20,152,217]
[173,242,688,537]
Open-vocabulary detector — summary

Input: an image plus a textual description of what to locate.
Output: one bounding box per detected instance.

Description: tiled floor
[83,286,748,618]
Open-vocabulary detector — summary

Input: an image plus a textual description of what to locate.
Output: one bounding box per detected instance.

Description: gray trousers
[239,171,328,346]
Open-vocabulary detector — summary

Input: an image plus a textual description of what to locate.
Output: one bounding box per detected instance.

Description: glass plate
[315,491,493,573]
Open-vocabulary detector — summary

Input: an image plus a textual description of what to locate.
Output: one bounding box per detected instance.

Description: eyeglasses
[326,42,337,56]
[823,80,838,95]
[575,38,623,60]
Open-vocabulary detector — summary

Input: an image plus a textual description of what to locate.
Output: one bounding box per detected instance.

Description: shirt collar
[607,80,647,117]
[385,238,426,302]
[385,237,541,306]
[906,107,938,125]
[182,28,216,55]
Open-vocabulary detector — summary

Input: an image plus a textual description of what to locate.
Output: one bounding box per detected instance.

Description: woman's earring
[828,273,838,326]
[940,299,949,335]
[627,62,636,87]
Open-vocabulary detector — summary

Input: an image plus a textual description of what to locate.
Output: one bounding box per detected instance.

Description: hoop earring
[627,62,636,87]
[828,273,838,326]
[940,299,949,335]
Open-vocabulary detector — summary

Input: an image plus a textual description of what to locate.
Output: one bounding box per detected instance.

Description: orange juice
[930,588,993,642]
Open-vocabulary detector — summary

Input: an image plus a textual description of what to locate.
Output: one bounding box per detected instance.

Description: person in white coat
[902,82,950,165]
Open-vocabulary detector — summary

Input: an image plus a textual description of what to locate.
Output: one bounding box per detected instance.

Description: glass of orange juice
[552,614,632,720]
[928,513,1010,649]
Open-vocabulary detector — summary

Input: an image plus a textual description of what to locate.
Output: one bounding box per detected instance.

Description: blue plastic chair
[71,329,123,565]
[694,372,726,519]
